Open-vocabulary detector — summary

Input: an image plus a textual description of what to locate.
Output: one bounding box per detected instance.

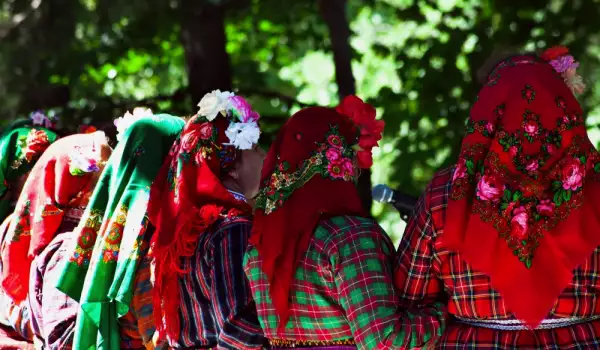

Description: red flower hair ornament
[541,46,586,95]
[335,95,385,168]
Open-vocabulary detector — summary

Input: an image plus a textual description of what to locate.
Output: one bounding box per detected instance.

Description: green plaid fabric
[244,215,446,349]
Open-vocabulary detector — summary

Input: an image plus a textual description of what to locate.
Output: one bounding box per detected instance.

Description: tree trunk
[179,1,233,107]
[319,0,372,213]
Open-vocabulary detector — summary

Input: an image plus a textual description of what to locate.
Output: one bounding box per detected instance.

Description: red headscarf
[443,50,600,328]
[149,115,252,339]
[0,131,110,302]
[250,96,384,331]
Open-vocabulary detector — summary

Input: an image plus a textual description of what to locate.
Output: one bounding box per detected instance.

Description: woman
[55,113,184,349]
[0,131,112,349]
[394,47,600,348]
[244,96,446,349]
[121,91,266,349]
[0,115,58,346]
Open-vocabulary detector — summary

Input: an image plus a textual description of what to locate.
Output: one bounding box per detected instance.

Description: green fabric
[0,124,58,224]
[55,114,184,350]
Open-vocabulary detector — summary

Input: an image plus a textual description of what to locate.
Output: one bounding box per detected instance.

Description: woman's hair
[476,48,537,85]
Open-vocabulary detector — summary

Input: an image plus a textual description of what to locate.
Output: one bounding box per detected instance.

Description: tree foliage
[1,0,600,242]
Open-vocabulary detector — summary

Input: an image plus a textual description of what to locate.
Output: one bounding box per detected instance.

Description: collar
[228,190,247,203]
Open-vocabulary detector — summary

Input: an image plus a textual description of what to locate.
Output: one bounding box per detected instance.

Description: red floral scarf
[0,132,110,302]
[149,115,251,340]
[250,96,383,332]
[443,53,600,327]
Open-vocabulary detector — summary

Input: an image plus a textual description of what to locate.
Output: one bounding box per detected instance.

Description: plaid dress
[244,215,446,349]
[395,167,600,349]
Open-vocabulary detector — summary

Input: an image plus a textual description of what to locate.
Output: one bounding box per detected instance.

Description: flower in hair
[197,90,235,121]
[197,91,261,150]
[79,125,98,134]
[68,131,107,175]
[114,107,153,141]
[29,111,55,129]
[541,46,586,95]
[336,95,384,168]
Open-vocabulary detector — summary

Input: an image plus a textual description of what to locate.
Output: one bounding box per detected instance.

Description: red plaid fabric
[395,167,600,349]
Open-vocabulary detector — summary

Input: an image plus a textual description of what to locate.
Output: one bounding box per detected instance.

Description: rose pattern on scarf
[10,200,31,242]
[451,79,600,268]
[256,126,358,215]
[11,129,51,170]
[101,205,127,263]
[70,209,103,266]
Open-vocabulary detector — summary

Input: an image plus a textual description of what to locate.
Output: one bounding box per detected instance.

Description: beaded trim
[268,338,355,348]
[455,315,600,330]
[64,206,86,223]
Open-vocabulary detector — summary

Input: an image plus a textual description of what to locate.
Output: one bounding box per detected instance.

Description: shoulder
[317,215,394,255]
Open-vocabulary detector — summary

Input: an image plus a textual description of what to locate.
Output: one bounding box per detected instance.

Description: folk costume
[1,131,110,349]
[394,48,600,348]
[126,91,265,349]
[55,114,184,350]
[0,116,58,343]
[245,97,446,349]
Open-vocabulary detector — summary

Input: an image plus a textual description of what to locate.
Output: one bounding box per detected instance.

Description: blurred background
[1,0,599,245]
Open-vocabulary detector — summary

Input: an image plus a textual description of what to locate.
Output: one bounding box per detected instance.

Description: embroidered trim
[70,208,104,266]
[454,315,600,330]
[268,338,355,347]
[255,125,358,215]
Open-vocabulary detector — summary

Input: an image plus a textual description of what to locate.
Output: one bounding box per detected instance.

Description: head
[476,48,535,85]
[222,145,266,202]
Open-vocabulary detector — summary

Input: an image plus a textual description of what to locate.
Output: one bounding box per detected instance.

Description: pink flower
[229,96,260,123]
[476,175,505,202]
[453,159,467,182]
[561,157,584,191]
[562,116,570,123]
[511,206,529,239]
[325,148,342,162]
[526,161,539,172]
[523,121,538,135]
[198,123,213,140]
[180,132,199,153]
[547,144,555,155]
[485,122,495,134]
[509,146,518,157]
[327,161,345,179]
[536,199,555,216]
[327,135,343,148]
[549,55,578,73]
[341,158,354,176]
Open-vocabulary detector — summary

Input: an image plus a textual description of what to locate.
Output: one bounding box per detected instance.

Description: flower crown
[29,111,57,129]
[541,46,586,95]
[335,95,384,168]
[196,90,260,150]
[114,107,153,142]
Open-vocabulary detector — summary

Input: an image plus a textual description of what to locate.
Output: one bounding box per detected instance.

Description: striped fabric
[244,215,446,349]
[395,167,600,349]
[28,231,79,349]
[121,217,264,349]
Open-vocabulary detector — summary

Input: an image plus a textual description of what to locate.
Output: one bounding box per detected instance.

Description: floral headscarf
[0,132,111,303]
[55,114,185,350]
[443,48,600,328]
[250,96,384,330]
[149,92,261,339]
[0,122,58,224]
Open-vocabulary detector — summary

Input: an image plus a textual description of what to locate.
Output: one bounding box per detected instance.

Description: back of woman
[395,47,600,349]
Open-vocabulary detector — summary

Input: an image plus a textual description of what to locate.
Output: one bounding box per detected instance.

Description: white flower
[225,121,260,150]
[197,90,235,121]
[114,107,153,141]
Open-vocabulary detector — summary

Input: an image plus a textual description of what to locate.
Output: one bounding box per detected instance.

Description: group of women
[0,45,597,350]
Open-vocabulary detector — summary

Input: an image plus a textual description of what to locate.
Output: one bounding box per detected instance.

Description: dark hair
[98,121,118,148]
[476,48,537,85]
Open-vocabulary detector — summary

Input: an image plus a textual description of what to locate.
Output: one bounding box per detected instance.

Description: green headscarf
[55,114,185,350]
[0,124,58,223]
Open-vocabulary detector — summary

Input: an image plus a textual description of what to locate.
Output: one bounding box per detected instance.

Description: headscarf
[0,131,111,303]
[250,96,384,330]
[0,123,58,224]
[55,114,185,350]
[149,91,261,339]
[443,48,600,328]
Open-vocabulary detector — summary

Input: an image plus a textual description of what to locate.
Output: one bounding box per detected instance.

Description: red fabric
[250,107,369,332]
[443,55,600,328]
[0,133,107,303]
[149,116,251,340]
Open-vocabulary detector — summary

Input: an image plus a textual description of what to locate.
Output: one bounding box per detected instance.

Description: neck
[222,178,244,198]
